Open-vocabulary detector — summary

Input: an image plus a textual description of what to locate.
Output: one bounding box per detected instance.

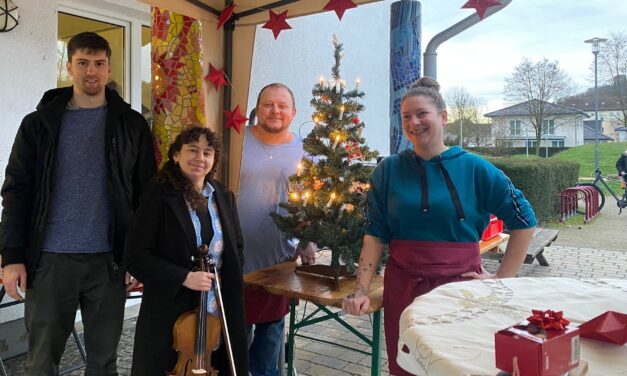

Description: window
[56,7,151,121]
[542,119,555,135]
[57,12,125,97]
[509,120,521,135]
[551,140,564,148]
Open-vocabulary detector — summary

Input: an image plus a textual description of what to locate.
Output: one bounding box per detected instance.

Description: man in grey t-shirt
[239,83,316,376]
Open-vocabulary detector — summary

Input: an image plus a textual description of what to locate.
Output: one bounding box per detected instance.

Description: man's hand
[295,242,317,265]
[621,171,625,176]
[2,263,27,301]
[342,292,370,316]
[125,272,142,292]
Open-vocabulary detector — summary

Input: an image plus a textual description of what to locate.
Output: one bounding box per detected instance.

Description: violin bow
[209,259,237,375]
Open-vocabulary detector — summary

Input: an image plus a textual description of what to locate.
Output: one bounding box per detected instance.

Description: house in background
[485,100,589,148]
[614,126,627,142]
[562,83,627,139]
[583,120,614,144]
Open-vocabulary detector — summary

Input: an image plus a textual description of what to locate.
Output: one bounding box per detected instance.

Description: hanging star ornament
[262,10,291,39]
[217,3,236,29]
[224,105,248,134]
[461,0,502,20]
[324,0,357,20]
[204,64,228,91]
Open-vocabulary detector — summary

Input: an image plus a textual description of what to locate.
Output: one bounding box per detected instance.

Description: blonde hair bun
[410,76,440,92]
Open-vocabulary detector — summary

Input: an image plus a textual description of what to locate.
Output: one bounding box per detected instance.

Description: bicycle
[576,169,627,214]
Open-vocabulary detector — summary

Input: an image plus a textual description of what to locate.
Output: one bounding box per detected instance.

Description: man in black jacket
[617,150,627,182]
[0,32,156,375]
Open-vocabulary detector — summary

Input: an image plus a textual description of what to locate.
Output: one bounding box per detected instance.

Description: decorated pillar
[389,0,421,155]
[151,7,205,166]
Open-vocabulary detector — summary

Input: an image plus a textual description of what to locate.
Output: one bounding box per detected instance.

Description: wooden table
[244,261,384,376]
[479,233,509,254]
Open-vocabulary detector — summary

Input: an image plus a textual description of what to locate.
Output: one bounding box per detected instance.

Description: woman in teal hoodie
[342,77,536,376]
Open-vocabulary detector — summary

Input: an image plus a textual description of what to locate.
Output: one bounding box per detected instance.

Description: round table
[398,277,627,376]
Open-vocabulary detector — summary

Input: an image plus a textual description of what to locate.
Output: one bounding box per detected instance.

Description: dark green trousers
[24,252,126,376]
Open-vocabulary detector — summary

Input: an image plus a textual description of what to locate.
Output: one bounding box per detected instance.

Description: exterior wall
[491,114,584,147]
[247,2,390,156]
[0,0,58,189]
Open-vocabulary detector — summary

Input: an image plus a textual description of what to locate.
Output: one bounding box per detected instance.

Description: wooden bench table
[482,228,559,266]
[244,261,383,376]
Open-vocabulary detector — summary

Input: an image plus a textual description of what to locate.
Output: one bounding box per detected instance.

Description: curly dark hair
[158,126,222,211]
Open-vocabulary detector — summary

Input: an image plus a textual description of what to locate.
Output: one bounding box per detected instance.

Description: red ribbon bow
[527,309,570,330]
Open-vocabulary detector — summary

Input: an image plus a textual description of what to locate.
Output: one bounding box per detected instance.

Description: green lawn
[552,142,627,178]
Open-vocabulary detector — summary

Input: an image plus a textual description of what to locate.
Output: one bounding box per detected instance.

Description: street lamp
[585,37,607,172]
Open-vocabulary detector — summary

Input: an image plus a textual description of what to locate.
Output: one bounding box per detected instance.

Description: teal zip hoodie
[365,146,537,244]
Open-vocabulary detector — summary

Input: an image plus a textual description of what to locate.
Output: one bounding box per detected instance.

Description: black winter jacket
[617,154,627,175]
[0,86,157,282]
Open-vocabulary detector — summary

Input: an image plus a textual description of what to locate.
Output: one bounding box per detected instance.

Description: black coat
[0,86,156,280]
[124,180,248,376]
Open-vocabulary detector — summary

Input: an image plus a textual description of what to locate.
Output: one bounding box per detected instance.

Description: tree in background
[271,36,379,280]
[598,30,627,127]
[444,86,490,147]
[504,57,574,155]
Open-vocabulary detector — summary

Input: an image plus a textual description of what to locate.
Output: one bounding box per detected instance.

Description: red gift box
[495,324,580,376]
[578,310,627,345]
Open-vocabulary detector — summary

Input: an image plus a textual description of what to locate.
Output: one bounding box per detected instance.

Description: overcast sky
[414,0,627,111]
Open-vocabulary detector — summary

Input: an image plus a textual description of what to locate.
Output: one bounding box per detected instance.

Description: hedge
[486,157,579,223]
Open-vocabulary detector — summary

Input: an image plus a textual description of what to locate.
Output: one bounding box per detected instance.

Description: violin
[169,245,228,375]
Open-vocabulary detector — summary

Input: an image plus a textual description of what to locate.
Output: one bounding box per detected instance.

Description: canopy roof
[138,0,382,193]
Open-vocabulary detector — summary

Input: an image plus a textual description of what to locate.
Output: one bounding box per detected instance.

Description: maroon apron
[384,240,482,376]
[244,285,290,325]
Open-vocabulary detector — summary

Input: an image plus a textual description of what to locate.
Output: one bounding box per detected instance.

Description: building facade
[485,100,589,148]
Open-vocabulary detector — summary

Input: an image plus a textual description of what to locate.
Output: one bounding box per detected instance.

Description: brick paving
[4,244,626,375]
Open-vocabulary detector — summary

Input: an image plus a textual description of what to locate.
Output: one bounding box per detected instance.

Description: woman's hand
[460,265,497,280]
[342,292,371,316]
[182,271,215,291]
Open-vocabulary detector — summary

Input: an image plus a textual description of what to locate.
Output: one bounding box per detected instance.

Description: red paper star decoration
[324,0,357,20]
[224,105,248,134]
[262,10,292,39]
[204,64,228,91]
[217,3,236,30]
[461,0,502,20]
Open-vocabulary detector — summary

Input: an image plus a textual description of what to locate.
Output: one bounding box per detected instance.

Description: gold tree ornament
[0,0,19,32]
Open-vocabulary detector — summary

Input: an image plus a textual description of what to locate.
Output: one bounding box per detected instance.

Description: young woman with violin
[124,126,248,375]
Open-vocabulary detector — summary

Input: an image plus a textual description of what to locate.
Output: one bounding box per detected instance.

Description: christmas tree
[271,36,379,273]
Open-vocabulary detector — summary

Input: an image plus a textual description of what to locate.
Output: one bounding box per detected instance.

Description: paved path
[4,209,626,375]
[552,198,627,252]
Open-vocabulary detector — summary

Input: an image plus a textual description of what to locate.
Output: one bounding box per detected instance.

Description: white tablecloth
[398,277,627,376]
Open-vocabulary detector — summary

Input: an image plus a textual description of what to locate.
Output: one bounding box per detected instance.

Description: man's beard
[258,121,290,134]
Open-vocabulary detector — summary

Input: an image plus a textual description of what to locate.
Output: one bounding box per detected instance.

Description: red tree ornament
[224,105,248,134]
[461,0,502,20]
[217,3,236,29]
[344,140,364,163]
[262,10,292,39]
[324,0,357,20]
[204,63,228,91]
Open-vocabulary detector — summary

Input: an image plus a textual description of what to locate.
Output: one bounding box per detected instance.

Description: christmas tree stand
[295,264,354,291]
